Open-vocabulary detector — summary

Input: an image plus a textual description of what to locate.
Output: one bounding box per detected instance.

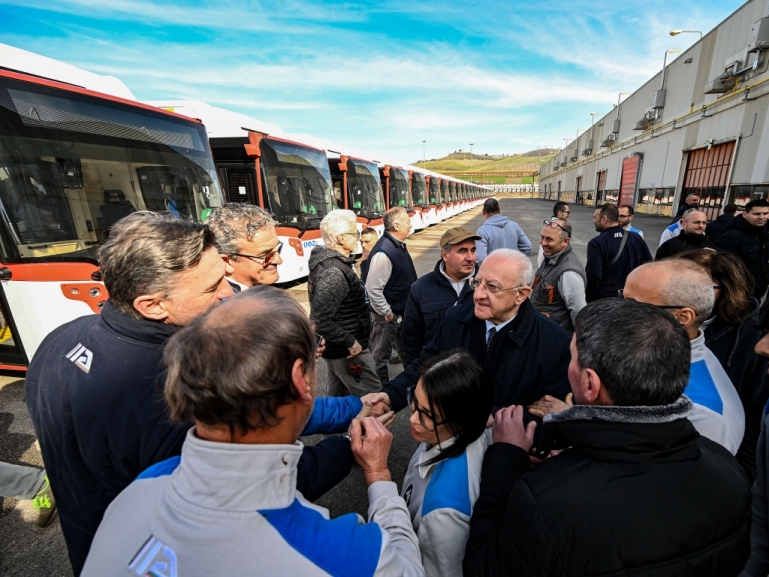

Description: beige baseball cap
[440,227,482,247]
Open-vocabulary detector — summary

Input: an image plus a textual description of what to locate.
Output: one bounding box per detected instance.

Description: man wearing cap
[531,219,586,333]
[402,227,480,366]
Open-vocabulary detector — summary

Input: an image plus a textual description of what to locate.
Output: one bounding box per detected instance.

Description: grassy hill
[415,149,557,183]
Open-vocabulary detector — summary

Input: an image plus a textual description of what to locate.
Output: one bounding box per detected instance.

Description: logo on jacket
[128,534,178,577]
[65,343,93,373]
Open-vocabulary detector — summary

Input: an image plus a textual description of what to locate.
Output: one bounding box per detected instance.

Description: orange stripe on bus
[4,263,101,282]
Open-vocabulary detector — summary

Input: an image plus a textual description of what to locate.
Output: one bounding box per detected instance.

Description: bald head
[623,260,714,333]
[682,210,707,236]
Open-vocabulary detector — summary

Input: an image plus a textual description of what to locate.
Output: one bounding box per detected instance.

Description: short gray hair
[657,260,714,325]
[484,249,534,286]
[206,203,275,257]
[384,206,408,231]
[320,209,357,247]
[97,212,214,319]
[682,208,705,221]
[164,285,316,434]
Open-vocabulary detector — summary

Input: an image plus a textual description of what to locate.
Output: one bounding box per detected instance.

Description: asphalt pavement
[0,197,671,575]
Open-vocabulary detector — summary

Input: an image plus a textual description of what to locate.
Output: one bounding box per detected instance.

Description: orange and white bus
[0,59,224,368]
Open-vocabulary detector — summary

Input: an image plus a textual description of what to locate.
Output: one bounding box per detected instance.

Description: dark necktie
[487,327,497,350]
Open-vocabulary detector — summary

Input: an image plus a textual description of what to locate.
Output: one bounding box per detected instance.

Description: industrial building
[539,0,769,220]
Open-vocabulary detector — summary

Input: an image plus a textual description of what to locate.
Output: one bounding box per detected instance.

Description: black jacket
[705,298,769,481]
[464,398,752,577]
[718,216,769,299]
[655,231,717,260]
[585,225,653,301]
[383,299,571,416]
[707,213,736,244]
[401,259,475,366]
[308,246,370,359]
[25,302,354,575]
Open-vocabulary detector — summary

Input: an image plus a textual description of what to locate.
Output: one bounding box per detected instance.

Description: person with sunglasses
[531,219,586,332]
[401,350,493,577]
[536,202,571,266]
[206,203,284,290]
[622,260,745,454]
[309,210,381,397]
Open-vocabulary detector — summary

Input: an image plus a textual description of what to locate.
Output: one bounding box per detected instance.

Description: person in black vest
[379,249,571,420]
[463,299,751,576]
[25,213,366,575]
[364,207,418,383]
[402,226,480,366]
[206,203,284,291]
[309,210,381,396]
[585,203,652,301]
[718,199,769,299]
[655,209,716,261]
[531,219,586,332]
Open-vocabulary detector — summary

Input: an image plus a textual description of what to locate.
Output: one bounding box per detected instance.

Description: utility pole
[422,140,426,170]
[470,143,474,183]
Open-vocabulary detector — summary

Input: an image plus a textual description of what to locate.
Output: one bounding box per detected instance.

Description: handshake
[349,392,396,486]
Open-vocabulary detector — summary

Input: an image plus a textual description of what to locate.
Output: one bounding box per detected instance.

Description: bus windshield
[0,75,223,263]
[412,173,427,207]
[389,167,411,210]
[348,159,385,219]
[429,178,440,205]
[260,139,334,229]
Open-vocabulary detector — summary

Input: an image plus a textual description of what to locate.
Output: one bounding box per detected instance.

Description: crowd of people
[7,194,769,576]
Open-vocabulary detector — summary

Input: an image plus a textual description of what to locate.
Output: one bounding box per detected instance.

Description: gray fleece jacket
[476,214,532,262]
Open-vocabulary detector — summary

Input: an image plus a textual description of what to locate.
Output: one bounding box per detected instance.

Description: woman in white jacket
[401,350,493,577]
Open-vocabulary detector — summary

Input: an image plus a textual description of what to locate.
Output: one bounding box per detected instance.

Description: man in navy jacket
[25,213,367,575]
[402,226,479,366]
[585,203,652,301]
[383,249,571,418]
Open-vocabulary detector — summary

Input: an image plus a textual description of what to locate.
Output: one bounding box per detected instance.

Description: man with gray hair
[364,206,417,382]
[26,213,363,575]
[309,210,381,396]
[82,287,422,577]
[381,249,571,419]
[206,203,284,289]
[622,260,745,453]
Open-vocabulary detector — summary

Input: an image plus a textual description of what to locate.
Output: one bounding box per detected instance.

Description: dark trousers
[369,312,403,384]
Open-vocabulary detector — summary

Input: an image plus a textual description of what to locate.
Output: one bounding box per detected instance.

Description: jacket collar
[99,300,180,346]
[171,428,302,511]
[459,298,535,346]
[543,244,573,266]
[383,231,408,250]
[543,397,700,464]
[416,436,458,478]
[689,330,709,363]
[600,224,624,235]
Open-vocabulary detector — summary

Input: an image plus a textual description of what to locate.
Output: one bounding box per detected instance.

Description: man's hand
[347,341,363,359]
[315,338,326,360]
[354,396,396,430]
[385,312,395,322]
[492,405,536,453]
[528,393,573,419]
[360,392,392,418]
[350,417,393,486]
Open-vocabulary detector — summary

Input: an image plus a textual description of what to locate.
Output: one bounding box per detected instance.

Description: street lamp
[670,30,703,40]
[469,143,474,184]
[422,140,426,170]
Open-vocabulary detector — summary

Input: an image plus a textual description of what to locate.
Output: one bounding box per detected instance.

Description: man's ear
[291,358,314,406]
[673,307,697,328]
[133,294,169,321]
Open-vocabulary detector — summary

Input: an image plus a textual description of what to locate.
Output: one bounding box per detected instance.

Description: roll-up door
[682,141,736,220]
[619,155,641,207]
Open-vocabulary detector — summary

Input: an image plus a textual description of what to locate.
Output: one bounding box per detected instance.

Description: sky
[0,0,746,165]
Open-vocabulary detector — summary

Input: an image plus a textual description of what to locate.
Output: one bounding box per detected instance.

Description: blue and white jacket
[401,432,489,577]
[82,429,424,577]
[686,331,745,454]
[659,221,682,246]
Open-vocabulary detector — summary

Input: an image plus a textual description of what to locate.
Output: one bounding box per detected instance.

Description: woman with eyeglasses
[677,249,768,481]
[401,350,493,577]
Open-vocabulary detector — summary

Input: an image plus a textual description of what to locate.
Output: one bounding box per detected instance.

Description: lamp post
[670,30,703,40]
[422,140,426,170]
[469,143,474,184]
[661,49,683,90]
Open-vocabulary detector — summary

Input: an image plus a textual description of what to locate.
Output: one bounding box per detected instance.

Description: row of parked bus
[150,101,490,283]
[0,43,491,368]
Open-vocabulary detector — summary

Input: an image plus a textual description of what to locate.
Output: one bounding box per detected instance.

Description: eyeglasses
[342,231,361,240]
[469,277,524,294]
[560,210,571,215]
[543,220,571,238]
[618,213,632,219]
[617,289,686,309]
[233,241,283,266]
[407,385,448,432]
